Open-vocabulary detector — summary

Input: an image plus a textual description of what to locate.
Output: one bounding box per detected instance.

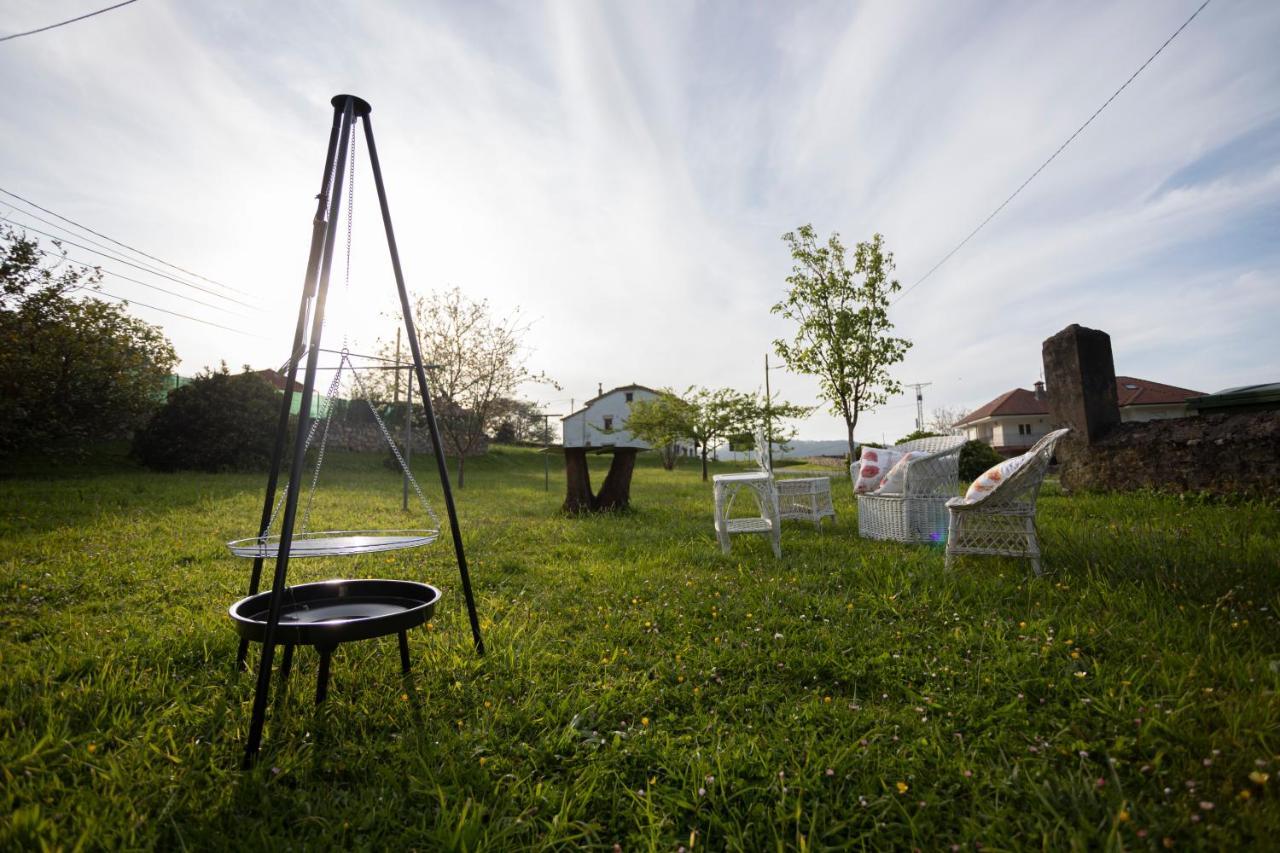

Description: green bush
[959,439,1004,482]
[894,429,944,445]
[132,366,281,472]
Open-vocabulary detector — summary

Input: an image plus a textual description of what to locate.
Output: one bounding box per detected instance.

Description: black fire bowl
[229,579,441,647]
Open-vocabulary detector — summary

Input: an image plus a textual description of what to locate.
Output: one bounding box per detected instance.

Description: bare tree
[928,405,969,435]
[381,287,552,487]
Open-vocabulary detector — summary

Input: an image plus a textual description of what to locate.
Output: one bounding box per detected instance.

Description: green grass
[2,445,1278,850]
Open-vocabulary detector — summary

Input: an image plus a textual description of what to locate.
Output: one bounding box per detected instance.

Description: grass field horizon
[2,444,1278,849]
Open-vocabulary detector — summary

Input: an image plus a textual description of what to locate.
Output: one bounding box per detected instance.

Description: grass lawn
[2,445,1279,850]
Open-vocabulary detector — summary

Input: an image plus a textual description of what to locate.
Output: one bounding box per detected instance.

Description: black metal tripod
[238,94,484,768]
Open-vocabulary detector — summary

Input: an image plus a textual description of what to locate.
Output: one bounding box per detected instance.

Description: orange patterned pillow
[961,454,1029,504]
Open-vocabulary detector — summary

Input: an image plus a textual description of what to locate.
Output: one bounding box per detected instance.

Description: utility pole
[403,367,413,510]
[394,328,408,509]
[538,411,562,491]
[906,382,932,432]
[393,328,401,410]
[764,353,773,471]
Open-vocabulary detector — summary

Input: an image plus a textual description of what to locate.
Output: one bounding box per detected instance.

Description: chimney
[1033,380,1046,402]
[597,382,603,397]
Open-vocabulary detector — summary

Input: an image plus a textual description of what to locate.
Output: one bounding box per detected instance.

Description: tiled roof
[956,376,1205,426]
[1114,375,1205,406]
[954,388,1045,426]
[255,368,297,393]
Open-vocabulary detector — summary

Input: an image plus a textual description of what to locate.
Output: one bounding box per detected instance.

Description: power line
[5,202,207,290]
[0,0,140,43]
[29,243,248,317]
[6,218,261,334]
[895,0,1213,305]
[3,216,258,310]
[91,288,263,338]
[0,186,252,298]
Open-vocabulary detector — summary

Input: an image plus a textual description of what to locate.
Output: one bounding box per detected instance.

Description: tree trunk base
[562,448,637,513]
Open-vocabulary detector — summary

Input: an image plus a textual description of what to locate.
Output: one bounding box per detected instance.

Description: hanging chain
[300,361,346,532]
[346,356,440,529]
[261,359,345,538]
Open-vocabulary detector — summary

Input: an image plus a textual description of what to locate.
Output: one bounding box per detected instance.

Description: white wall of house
[995,416,1049,449]
[1121,403,1191,422]
[561,387,694,454]
[963,416,1049,452]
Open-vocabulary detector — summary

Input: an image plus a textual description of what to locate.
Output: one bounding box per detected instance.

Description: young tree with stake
[772,226,910,459]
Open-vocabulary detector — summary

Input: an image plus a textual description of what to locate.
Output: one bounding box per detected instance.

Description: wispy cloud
[2,0,1276,440]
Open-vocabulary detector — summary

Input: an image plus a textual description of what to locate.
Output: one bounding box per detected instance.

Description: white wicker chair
[944,428,1069,575]
[713,432,781,557]
[853,435,966,543]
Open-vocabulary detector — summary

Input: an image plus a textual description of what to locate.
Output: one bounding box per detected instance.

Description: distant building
[955,376,1204,456]
[561,383,695,455]
[254,368,331,418]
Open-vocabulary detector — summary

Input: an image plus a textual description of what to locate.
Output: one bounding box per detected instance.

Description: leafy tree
[0,226,176,459]
[624,390,698,471]
[132,365,280,472]
[752,391,813,466]
[490,397,543,444]
[627,386,808,480]
[772,226,911,459]
[379,287,554,487]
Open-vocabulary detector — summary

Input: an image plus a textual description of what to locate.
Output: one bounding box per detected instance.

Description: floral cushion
[961,453,1030,504]
[853,447,903,493]
[874,451,924,495]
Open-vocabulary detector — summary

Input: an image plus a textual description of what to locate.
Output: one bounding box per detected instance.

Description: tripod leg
[398,631,411,673]
[280,643,294,685]
[315,646,334,704]
[364,114,485,656]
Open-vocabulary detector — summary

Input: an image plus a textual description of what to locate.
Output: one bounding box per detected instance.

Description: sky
[2,0,1278,444]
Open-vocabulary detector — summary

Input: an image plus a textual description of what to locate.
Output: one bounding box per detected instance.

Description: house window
[603,416,613,430]
[625,392,633,403]
[1017,424,1025,435]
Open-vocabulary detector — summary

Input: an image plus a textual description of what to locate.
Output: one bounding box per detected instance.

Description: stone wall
[1042,323,1279,498]
[320,421,489,457]
[1058,411,1280,497]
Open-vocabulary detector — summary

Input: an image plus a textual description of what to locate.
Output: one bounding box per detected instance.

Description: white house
[955,376,1204,456]
[561,384,695,455]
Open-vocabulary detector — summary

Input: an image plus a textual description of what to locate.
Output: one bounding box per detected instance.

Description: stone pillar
[1042,324,1120,491]
[1041,324,1119,444]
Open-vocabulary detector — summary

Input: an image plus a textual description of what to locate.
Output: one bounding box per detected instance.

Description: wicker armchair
[853,435,966,543]
[944,428,1069,575]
